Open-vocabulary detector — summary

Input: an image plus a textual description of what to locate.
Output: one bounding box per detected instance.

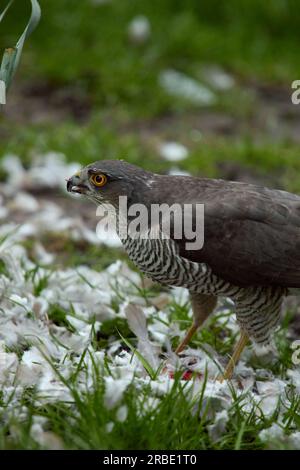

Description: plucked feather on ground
[1,153,300,449]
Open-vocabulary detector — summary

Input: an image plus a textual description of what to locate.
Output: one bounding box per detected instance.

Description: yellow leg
[218,330,249,382]
[175,293,217,355]
[175,322,198,354]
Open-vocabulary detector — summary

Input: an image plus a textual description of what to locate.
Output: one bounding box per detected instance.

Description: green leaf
[0,47,17,102]
[0,78,6,104]
[0,0,13,24]
[0,0,14,103]
[14,0,41,82]
[0,0,41,101]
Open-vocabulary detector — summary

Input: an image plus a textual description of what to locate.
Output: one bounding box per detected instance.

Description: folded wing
[161,177,300,287]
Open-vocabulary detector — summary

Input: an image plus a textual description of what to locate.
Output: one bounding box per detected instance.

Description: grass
[2,1,300,103]
[2,114,300,191]
[0,349,288,450]
[23,234,127,271]
[3,374,299,449]
[1,0,300,452]
[0,293,299,450]
[1,0,300,193]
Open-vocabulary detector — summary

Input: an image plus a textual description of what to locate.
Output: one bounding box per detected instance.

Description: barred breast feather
[121,232,287,344]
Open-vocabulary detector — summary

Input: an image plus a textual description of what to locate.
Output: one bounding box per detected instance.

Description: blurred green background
[1,0,300,190]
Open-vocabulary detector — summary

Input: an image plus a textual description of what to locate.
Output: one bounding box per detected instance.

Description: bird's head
[66,160,153,207]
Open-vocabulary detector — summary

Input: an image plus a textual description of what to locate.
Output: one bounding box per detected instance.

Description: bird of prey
[67,160,300,380]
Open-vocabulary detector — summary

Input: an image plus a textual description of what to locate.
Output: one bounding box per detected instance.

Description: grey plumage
[67,160,300,346]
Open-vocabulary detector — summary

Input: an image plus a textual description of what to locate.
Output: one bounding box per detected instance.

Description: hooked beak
[66,174,88,194]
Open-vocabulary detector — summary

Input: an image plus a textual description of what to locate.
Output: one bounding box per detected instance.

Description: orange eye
[90,173,107,187]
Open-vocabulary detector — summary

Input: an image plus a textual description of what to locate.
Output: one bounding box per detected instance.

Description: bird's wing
[158,177,300,287]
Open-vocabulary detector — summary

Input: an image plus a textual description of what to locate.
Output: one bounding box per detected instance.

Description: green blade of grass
[0,78,5,104]
[118,330,158,380]
[0,0,41,103]
[0,0,13,23]
[234,419,246,450]
[0,47,17,102]
[0,0,14,103]
[14,0,41,79]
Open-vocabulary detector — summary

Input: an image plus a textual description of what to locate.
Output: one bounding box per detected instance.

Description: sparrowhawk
[67,160,300,380]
